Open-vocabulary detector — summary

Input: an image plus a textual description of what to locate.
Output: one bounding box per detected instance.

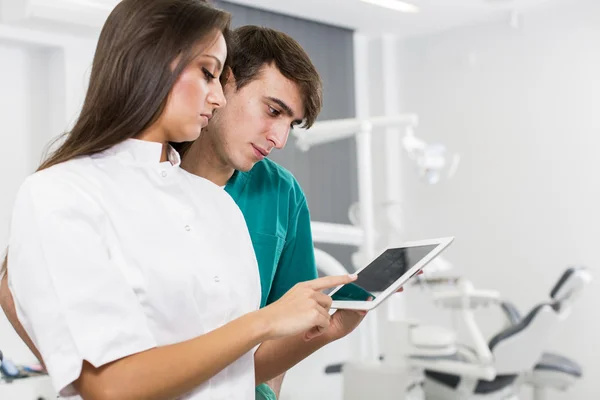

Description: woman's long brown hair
[1,0,232,277]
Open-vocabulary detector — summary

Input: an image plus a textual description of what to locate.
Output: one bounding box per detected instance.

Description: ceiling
[223,0,566,37]
[1,0,567,40]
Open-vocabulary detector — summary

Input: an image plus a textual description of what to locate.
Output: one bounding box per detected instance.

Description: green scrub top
[225,158,318,400]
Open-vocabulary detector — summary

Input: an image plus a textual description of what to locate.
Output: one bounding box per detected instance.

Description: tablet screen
[330,244,437,301]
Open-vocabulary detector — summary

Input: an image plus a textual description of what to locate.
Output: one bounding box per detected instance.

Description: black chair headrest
[489,303,551,351]
[550,266,585,300]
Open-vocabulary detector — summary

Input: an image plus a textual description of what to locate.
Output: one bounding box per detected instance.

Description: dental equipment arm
[433,288,501,309]
[293,115,419,150]
[432,281,496,366]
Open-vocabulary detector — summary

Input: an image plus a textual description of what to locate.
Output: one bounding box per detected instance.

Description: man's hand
[253,271,424,386]
[313,270,423,342]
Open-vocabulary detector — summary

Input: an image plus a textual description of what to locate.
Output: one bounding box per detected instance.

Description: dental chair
[415,266,590,400]
[505,266,588,400]
[321,248,589,400]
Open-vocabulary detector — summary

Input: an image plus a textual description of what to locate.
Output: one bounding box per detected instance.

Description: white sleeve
[7,174,157,396]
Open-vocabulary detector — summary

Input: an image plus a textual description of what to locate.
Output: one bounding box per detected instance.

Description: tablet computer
[329,237,454,310]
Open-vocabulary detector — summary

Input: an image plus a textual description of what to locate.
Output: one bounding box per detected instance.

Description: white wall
[0,40,59,399]
[379,0,600,398]
[0,26,95,400]
[0,41,51,363]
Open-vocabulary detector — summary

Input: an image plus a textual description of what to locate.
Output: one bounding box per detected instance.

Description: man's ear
[220,66,236,89]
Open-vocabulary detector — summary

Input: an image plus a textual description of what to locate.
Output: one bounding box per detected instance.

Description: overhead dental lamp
[293,115,459,185]
[402,125,460,185]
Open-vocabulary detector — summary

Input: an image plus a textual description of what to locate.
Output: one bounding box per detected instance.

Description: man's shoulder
[247,159,305,201]
[251,158,296,184]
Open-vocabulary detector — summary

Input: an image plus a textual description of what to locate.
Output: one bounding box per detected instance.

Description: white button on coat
[7,139,261,400]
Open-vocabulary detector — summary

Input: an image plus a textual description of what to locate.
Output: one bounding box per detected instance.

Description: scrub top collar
[225,169,250,198]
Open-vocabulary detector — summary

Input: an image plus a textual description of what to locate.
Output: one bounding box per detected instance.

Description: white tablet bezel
[329,237,454,311]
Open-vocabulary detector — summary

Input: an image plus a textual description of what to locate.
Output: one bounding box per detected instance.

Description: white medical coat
[7,139,261,399]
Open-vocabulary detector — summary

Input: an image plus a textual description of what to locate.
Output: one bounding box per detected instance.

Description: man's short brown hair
[230,25,323,128]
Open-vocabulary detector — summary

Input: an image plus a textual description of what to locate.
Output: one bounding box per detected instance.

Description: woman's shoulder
[19,157,102,209]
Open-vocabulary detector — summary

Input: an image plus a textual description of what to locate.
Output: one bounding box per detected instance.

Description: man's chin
[233,160,256,172]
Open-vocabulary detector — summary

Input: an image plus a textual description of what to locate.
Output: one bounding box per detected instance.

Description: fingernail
[349,274,358,279]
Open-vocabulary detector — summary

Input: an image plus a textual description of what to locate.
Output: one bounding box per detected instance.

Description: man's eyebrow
[267,96,303,125]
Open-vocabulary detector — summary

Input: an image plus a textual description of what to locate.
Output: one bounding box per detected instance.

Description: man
[0,26,368,400]
[184,25,321,311]
[181,25,326,399]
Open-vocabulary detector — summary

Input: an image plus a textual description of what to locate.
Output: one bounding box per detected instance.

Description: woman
[3,1,355,399]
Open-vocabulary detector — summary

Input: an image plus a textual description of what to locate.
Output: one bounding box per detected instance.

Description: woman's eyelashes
[202,67,216,81]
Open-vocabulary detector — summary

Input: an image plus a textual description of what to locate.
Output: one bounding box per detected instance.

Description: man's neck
[181,135,235,187]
